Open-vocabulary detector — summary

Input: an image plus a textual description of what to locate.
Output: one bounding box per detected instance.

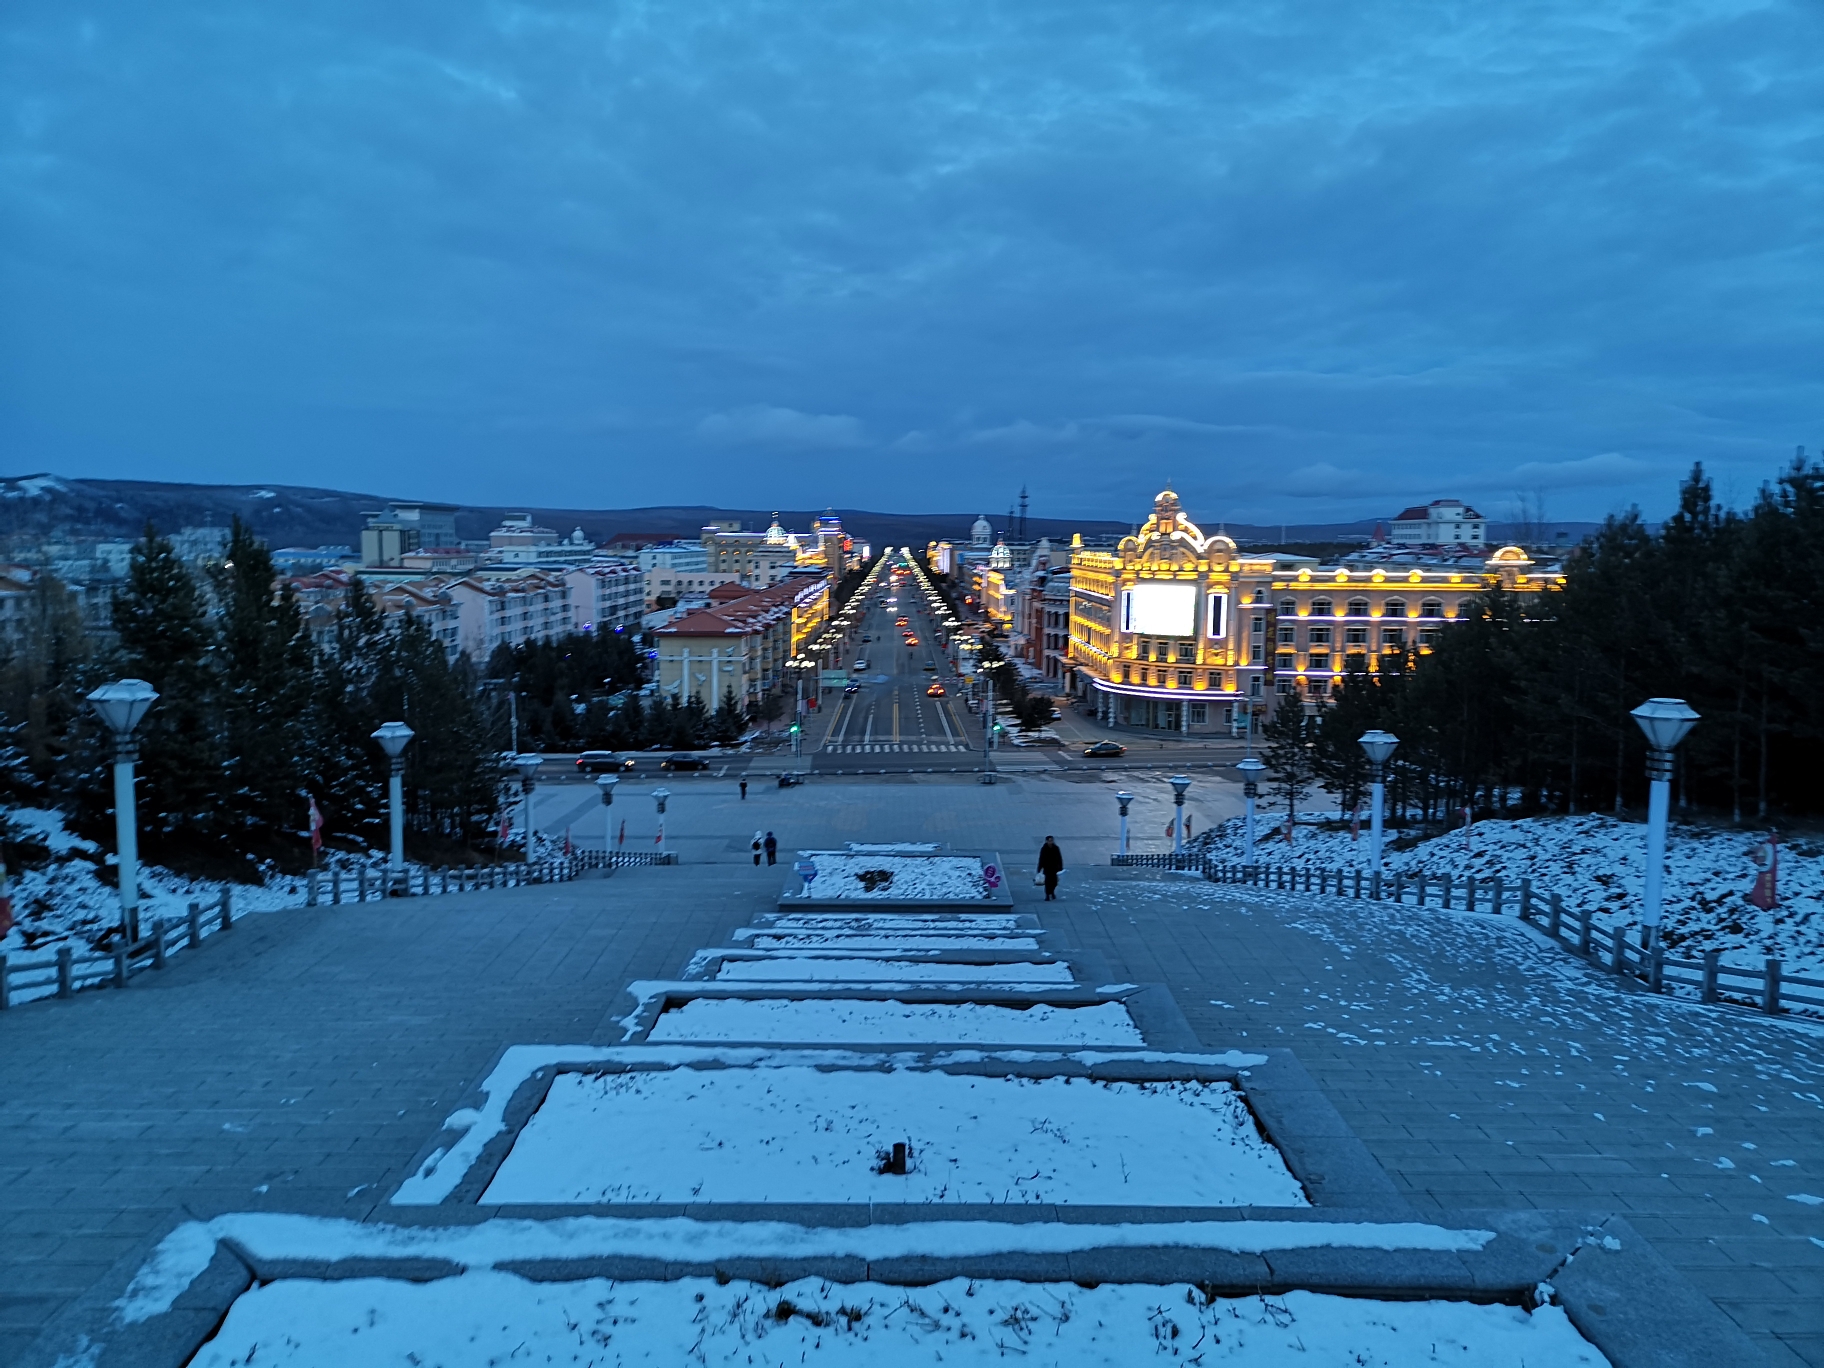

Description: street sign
[793,859,818,888]
[820,670,850,689]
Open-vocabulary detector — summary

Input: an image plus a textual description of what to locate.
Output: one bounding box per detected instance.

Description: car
[903,635,920,646]
[922,660,938,672]
[575,750,636,773]
[844,683,861,694]
[926,682,947,697]
[777,771,805,788]
[1082,740,1127,758]
[1011,731,1064,747]
[659,753,709,771]
[895,616,910,627]
[854,659,869,670]
[861,634,872,642]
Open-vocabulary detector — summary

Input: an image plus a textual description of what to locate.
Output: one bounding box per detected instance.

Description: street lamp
[1236,757,1266,865]
[514,753,542,859]
[652,787,671,855]
[87,679,158,942]
[1115,791,1134,857]
[1630,698,1700,947]
[371,721,414,888]
[1357,730,1400,873]
[595,773,619,860]
[1169,775,1192,857]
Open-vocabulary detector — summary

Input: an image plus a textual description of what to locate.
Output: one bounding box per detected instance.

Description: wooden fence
[1110,852,1823,1018]
[0,848,674,1010]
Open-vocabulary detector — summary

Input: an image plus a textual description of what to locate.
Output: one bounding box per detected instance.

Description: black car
[1083,740,1127,758]
[659,753,710,771]
[777,771,805,788]
[575,750,635,773]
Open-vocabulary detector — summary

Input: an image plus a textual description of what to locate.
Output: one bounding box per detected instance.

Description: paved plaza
[2,773,1820,1364]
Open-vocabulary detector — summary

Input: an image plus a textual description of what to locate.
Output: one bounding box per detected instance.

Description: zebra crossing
[820,741,975,753]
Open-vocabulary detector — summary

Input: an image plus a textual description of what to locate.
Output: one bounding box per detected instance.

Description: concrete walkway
[2,846,1819,1363]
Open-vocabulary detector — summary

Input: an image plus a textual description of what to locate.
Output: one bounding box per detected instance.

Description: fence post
[1577,906,1592,957]
[1610,925,1627,974]
[1520,879,1533,922]
[152,920,167,970]
[1353,869,1362,899]
[56,946,73,998]
[188,902,202,948]
[1649,941,1664,992]
[0,954,9,1010]
[113,948,128,988]
[1701,950,1720,1003]
[1441,874,1452,910]
[219,886,233,930]
[1548,893,1562,941]
[358,868,369,903]
[1763,959,1781,1015]
[332,870,342,905]
[307,871,319,907]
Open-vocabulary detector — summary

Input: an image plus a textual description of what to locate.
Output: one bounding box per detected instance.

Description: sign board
[793,859,819,887]
[821,670,850,689]
[981,862,1002,890]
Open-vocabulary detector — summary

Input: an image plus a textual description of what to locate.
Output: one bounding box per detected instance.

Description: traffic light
[790,722,801,734]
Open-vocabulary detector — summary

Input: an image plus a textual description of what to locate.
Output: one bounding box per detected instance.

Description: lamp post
[652,787,671,856]
[1169,775,1191,857]
[1630,698,1700,948]
[1357,730,1400,873]
[1236,757,1266,865]
[1115,791,1134,857]
[595,774,619,861]
[514,753,542,860]
[86,679,158,942]
[371,721,414,889]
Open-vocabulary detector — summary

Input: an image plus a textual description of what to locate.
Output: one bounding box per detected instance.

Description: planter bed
[779,851,1015,908]
[644,996,1143,1046]
[714,957,1077,985]
[478,1064,1307,1206]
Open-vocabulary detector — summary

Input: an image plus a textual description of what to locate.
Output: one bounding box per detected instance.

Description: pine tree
[1261,699,1317,833]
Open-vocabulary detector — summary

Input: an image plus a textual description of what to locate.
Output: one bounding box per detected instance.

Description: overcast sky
[3,0,1818,527]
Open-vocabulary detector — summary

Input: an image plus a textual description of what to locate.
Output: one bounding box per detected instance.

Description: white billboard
[1120,582,1198,636]
[1206,591,1229,639]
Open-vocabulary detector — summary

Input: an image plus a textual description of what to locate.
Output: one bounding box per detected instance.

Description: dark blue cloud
[2,0,1818,525]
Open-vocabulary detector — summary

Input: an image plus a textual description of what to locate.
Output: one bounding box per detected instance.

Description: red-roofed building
[652,573,830,708]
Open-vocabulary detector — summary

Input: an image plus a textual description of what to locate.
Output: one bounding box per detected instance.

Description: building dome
[971,514,993,547]
[989,538,1011,569]
[764,514,789,545]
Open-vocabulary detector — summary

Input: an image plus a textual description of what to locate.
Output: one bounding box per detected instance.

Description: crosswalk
[820,741,975,754]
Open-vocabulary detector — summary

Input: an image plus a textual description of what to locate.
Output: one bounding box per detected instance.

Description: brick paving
[1,778,1820,1365]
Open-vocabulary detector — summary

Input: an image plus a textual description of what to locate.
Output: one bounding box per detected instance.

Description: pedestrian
[764,831,778,866]
[739,778,748,800]
[1037,835,1064,901]
[751,831,763,866]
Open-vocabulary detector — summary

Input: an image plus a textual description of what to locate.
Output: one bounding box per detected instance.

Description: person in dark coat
[1037,836,1064,900]
[752,831,763,866]
[764,832,778,865]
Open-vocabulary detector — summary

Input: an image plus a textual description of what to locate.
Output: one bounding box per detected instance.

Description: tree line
[1263,457,1824,828]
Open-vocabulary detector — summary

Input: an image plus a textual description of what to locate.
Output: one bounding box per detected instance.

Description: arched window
[1420,598,1444,619]
[1455,599,1471,619]
[1310,597,1333,617]
[1347,597,1369,618]
[1383,598,1407,618]
[1277,598,1297,617]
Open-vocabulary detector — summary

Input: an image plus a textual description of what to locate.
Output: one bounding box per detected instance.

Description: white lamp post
[652,787,671,856]
[1630,698,1700,947]
[87,679,158,942]
[1358,730,1400,873]
[1169,775,1192,857]
[1236,757,1266,865]
[595,773,619,860]
[371,721,414,887]
[514,753,543,858]
[1115,791,1134,857]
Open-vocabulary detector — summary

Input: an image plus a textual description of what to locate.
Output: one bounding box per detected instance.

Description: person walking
[1037,835,1064,901]
[751,831,763,866]
[739,778,748,800]
[764,832,778,866]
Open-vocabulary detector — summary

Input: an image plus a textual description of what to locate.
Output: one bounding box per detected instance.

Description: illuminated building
[1068,490,1564,732]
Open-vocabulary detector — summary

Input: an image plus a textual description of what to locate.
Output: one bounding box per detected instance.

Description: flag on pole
[1349,804,1361,840]
[1164,819,1175,840]
[307,796,324,858]
[1748,832,1779,911]
[499,811,512,843]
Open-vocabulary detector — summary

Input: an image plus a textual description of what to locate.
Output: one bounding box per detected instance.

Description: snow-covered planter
[784,852,1012,906]
[645,996,1142,1045]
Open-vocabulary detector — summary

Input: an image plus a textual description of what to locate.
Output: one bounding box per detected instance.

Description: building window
[1310,597,1333,617]
[1278,598,1297,616]
[1190,702,1208,725]
[1275,652,1296,672]
[1308,678,1330,697]
[1309,651,1330,672]
[1277,626,1296,645]
[1419,629,1441,648]
[1347,597,1369,617]
[1177,670,1193,688]
[1250,675,1263,696]
[1276,679,1294,695]
[1176,642,1194,662]
[1308,626,1332,645]
[1383,598,1407,618]
[1208,671,1223,690]
[1251,614,1264,636]
[1381,628,1405,648]
[1345,627,1369,645]
[1139,640,1152,660]
[1250,643,1264,664]
[1121,665,1130,682]
[1420,598,1444,618]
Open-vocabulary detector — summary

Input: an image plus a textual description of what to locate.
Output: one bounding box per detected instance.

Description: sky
[2,0,1819,528]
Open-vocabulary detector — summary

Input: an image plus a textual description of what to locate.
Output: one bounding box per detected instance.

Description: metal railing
[1109,853,1823,1018]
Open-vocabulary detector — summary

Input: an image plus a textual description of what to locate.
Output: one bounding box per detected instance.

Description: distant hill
[0,474,1601,556]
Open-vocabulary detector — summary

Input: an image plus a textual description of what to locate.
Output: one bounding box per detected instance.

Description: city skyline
[4,1,1818,524]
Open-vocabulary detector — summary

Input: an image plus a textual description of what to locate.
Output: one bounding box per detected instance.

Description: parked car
[926,682,947,697]
[777,771,805,788]
[576,750,636,773]
[1082,740,1127,757]
[659,753,709,771]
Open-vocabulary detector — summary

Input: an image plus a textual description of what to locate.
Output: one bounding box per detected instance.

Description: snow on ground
[1189,811,1824,983]
[189,1271,1607,1367]
[482,1067,1303,1206]
[717,958,1075,984]
[0,808,309,960]
[793,853,995,901]
[747,933,1042,951]
[646,998,1144,1046]
[764,914,1025,931]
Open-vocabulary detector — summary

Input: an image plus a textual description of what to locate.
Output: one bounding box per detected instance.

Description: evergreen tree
[1262,700,1318,831]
